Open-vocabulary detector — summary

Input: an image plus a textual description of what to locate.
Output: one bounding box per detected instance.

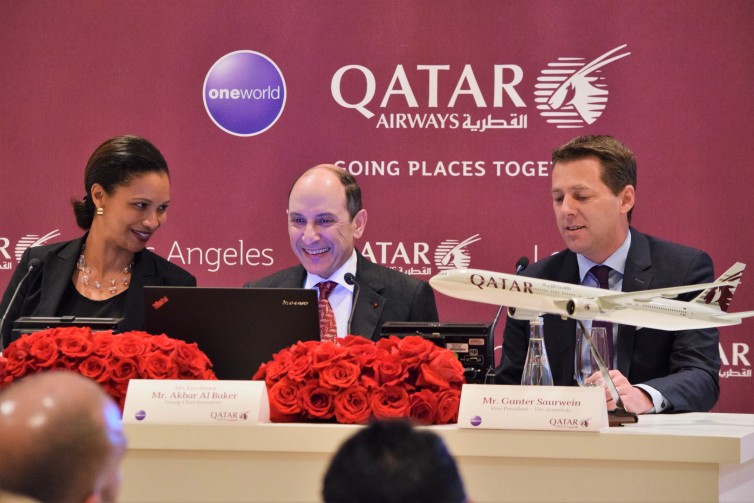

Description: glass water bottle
[521,317,554,386]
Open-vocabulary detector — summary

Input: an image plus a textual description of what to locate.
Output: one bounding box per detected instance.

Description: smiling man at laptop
[245,165,438,342]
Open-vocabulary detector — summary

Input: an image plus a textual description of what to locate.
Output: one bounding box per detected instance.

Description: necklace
[76,249,134,295]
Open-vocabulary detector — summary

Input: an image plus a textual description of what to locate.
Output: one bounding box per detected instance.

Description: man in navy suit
[245,164,438,341]
[496,135,720,413]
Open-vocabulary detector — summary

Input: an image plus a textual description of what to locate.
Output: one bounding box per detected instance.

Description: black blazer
[0,236,196,348]
[496,228,720,413]
[245,252,439,340]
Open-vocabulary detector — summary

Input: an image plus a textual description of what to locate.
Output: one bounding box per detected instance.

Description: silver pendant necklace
[77,247,134,295]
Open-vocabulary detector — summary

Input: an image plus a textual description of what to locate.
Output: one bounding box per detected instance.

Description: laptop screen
[143,286,319,380]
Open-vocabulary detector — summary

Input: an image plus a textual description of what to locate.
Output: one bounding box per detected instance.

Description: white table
[121,413,754,502]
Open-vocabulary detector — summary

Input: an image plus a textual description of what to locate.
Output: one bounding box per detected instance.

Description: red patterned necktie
[589,265,614,369]
[317,281,338,343]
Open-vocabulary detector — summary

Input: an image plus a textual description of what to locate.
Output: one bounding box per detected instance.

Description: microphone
[490,256,529,332]
[486,257,529,383]
[0,258,43,351]
[344,273,361,336]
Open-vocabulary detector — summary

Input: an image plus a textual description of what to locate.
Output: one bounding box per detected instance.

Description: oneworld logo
[330,45,629,130]
[203,50,287,136]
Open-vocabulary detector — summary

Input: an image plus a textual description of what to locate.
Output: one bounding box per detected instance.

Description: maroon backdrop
[1,1,751,412]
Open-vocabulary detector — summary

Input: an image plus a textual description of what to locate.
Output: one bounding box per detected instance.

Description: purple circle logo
[203,50,286,137]
[135,410,146,421]
[470,415,482,427]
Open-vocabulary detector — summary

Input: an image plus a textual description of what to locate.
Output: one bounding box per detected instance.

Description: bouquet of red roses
[0,326,217,410]
[253,335,465,425]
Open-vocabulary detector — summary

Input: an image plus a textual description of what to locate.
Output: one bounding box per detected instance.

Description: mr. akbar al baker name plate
[123,379,269,425]
[457,384,608,432]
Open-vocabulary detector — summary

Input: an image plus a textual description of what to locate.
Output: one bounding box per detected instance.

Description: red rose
[375,352,408,386]
[268,377,304,421]
[359,373,380,390]
[111,332,150,358]
[299,381,336,420]
[319,360,360,389]
[370,385,410,419]
[0,328,217,411]
[264,350,292,385]
[18,331,45,350]
[92,332,115,357]
[29,337,60,368]
[310,342,348,371]
[185,351,213,375]
[58,331,94,358]
[173,341,214,377]
[252,362,267,380]
[286,341,317,362]
[375,336,400,354]
[149,333,178,354]
[140,352,178,379]
[344,339,380,369]
[339,335,373,349]
[110,357,140,382]
[286,352,313,383]
[334,385,371,424]
[2,345,32,378]
[79,355,110,382]
[397,336,436,367]
[437,389,461,424]
[408,389,439,425]
[51,358,76,370]
[417,349,466,390]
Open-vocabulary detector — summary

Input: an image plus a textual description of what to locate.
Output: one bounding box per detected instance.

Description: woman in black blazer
[0,135,196,349]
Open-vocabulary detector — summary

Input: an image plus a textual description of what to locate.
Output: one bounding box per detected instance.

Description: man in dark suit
[245,165,438,341]
[496,135,720,413]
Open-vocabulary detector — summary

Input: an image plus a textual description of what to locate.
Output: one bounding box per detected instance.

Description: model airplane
[429,262,754,331]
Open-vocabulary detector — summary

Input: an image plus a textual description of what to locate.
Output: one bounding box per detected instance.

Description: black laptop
[143,287,320,380]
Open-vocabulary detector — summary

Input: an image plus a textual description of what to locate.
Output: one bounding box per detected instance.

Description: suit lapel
[349,254,386,340]
[36,238,82,315]
[546,252,580,383]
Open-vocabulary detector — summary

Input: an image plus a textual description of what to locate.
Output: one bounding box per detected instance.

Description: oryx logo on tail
[696,263,745,312]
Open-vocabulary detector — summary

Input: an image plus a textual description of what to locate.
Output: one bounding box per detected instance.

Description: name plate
[123,379,269,425]
[457,384,608,432]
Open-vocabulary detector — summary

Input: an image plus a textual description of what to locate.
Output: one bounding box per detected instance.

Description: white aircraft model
[429,262,754,331]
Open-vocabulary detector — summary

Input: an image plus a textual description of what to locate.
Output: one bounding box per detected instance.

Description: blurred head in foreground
[0,371,127,503]
[322,420,467,503]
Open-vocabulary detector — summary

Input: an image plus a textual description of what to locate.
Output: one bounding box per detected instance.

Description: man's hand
[600,370,653,414]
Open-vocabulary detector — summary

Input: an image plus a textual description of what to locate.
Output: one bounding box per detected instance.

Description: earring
[96,207,104,216]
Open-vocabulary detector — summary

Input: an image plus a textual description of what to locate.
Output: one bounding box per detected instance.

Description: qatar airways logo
[331,45,629,130]
[535,45,630,128]
[434,234,481,271]
[361,234,481,276]
[14,230,62,262]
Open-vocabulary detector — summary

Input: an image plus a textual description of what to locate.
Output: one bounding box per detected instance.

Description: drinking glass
[575,326,609,387]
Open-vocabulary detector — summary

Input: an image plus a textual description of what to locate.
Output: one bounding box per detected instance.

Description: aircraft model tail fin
[693,262,746,313]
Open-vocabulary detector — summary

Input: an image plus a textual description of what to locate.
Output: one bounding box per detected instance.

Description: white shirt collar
[304,249,358,292]
[577,230,631,283]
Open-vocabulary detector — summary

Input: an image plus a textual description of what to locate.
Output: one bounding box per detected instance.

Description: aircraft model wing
[712,310,754,321]
[596,281,734,309]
